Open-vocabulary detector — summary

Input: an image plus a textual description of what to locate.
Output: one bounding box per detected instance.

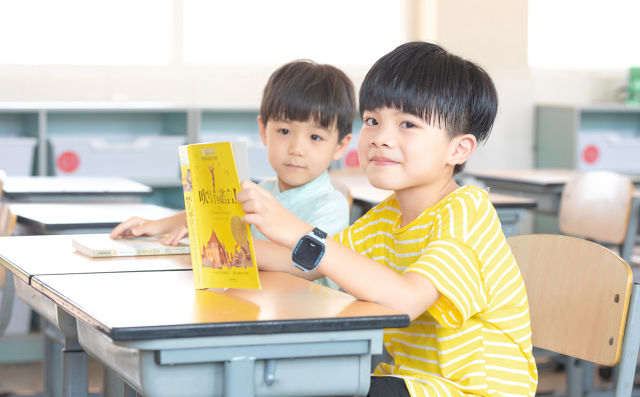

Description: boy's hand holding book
[237,180,312,251]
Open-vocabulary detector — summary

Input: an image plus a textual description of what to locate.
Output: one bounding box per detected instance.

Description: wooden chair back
[508,234,633,366]
[558,171,634,245]
[0,204,16,237]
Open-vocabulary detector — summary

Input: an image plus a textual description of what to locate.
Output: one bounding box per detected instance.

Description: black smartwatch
[292,227,327,272]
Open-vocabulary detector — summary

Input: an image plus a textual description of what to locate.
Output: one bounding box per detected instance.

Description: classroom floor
[0,356,632,396]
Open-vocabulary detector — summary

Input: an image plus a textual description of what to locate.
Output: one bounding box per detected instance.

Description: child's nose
[370,125,395,148]
[288,134,306,155]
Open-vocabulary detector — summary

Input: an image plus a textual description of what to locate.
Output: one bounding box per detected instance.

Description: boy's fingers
[241,179,257,189]
[110,217,142,238]
[241,213,261,227]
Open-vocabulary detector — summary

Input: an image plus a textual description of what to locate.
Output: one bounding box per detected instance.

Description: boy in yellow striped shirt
[238,42,538,397]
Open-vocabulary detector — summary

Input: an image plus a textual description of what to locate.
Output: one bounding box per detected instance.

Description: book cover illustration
[72,234,190,258]
[179,141,261,289]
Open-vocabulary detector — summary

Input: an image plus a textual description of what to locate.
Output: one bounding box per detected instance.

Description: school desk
[1,176,152,203]
[329,171,537,237]
[462,169,640,263]
[0,234,192,397]
[0,234,409,397]
[10,202,180,235]
[1,202,180,379]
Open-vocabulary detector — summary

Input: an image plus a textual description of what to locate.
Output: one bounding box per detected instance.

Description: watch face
[292,235,324,270]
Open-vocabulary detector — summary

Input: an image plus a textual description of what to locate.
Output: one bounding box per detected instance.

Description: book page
[72,233,189,257]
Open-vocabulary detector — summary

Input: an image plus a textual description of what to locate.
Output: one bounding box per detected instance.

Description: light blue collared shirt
[252,171,348,290]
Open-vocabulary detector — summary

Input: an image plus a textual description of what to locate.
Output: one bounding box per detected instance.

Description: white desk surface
[0,234,191,284]
[10,202,179,231]
[32,270,409,340]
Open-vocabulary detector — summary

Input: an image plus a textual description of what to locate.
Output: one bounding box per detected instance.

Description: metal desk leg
[43,320,88,397]
[0,270,15,335]
[566,357,585,397]
[224,356,256,397]
[103,367,138,397]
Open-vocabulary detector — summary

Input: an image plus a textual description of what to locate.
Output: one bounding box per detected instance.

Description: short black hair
[260,60,356,142]
[360,42,498,174]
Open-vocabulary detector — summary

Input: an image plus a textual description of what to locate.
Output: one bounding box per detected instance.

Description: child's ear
[332,134,352,160]
[257,116,267,146]
[447,134,477,167]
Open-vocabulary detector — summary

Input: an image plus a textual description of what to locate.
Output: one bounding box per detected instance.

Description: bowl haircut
[260,60,356,142]
[360,42,498,174]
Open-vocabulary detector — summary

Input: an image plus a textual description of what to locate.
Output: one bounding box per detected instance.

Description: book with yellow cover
[178,141,261,289]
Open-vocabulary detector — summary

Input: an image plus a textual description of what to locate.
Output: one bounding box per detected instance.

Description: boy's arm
[252,239,323,280]
[238,181,440,320]
[110,211,187,243]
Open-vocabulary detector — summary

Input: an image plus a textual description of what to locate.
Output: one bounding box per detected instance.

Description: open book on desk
[72,233,190,258]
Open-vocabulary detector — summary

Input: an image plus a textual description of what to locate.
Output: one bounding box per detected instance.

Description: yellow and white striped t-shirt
[334,185,537,397]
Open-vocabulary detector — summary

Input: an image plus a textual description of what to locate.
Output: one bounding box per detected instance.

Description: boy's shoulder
[440,185,490,209]
[431,185,492,221]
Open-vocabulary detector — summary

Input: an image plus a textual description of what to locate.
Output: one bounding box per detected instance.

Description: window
[0,0,172,65]
[182,0,409,66]
[528,0,640,69]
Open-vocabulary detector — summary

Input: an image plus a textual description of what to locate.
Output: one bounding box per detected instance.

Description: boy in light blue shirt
[111,60,355,288]
[253,172,347,243]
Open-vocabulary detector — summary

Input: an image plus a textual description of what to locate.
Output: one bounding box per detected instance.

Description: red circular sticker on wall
[582,145,599,164]
[57,151,80,173]
[345,149,360,168]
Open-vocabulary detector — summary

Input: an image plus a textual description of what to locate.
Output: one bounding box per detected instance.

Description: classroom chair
[508,234,640,397]
[558,170,635,264]
[0,203,17,335]
[558,170,639,388]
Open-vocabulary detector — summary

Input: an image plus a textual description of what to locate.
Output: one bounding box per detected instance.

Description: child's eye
[310,134,323,142]
[364,117,378,126]
[278,128,291,135]
[400,121,416,128]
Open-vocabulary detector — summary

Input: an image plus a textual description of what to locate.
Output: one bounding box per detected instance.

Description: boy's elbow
[398,273,441,320]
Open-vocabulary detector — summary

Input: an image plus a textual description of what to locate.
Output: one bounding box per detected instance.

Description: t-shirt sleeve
[405,238,485,328]
[404,192,488,328]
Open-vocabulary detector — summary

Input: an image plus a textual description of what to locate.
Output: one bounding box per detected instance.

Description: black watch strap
[311,227,327,239]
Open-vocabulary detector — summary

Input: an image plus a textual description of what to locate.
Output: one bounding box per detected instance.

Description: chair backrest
[0,204,16,237]
[508,234,633,366]
[558,170,633,245]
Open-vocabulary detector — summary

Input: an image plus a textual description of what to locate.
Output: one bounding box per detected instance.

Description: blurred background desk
[10,202,179,235]
[1,176,151,203]
[462,169,640,213]
[330,171,537,237]
[463,169,640,265]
